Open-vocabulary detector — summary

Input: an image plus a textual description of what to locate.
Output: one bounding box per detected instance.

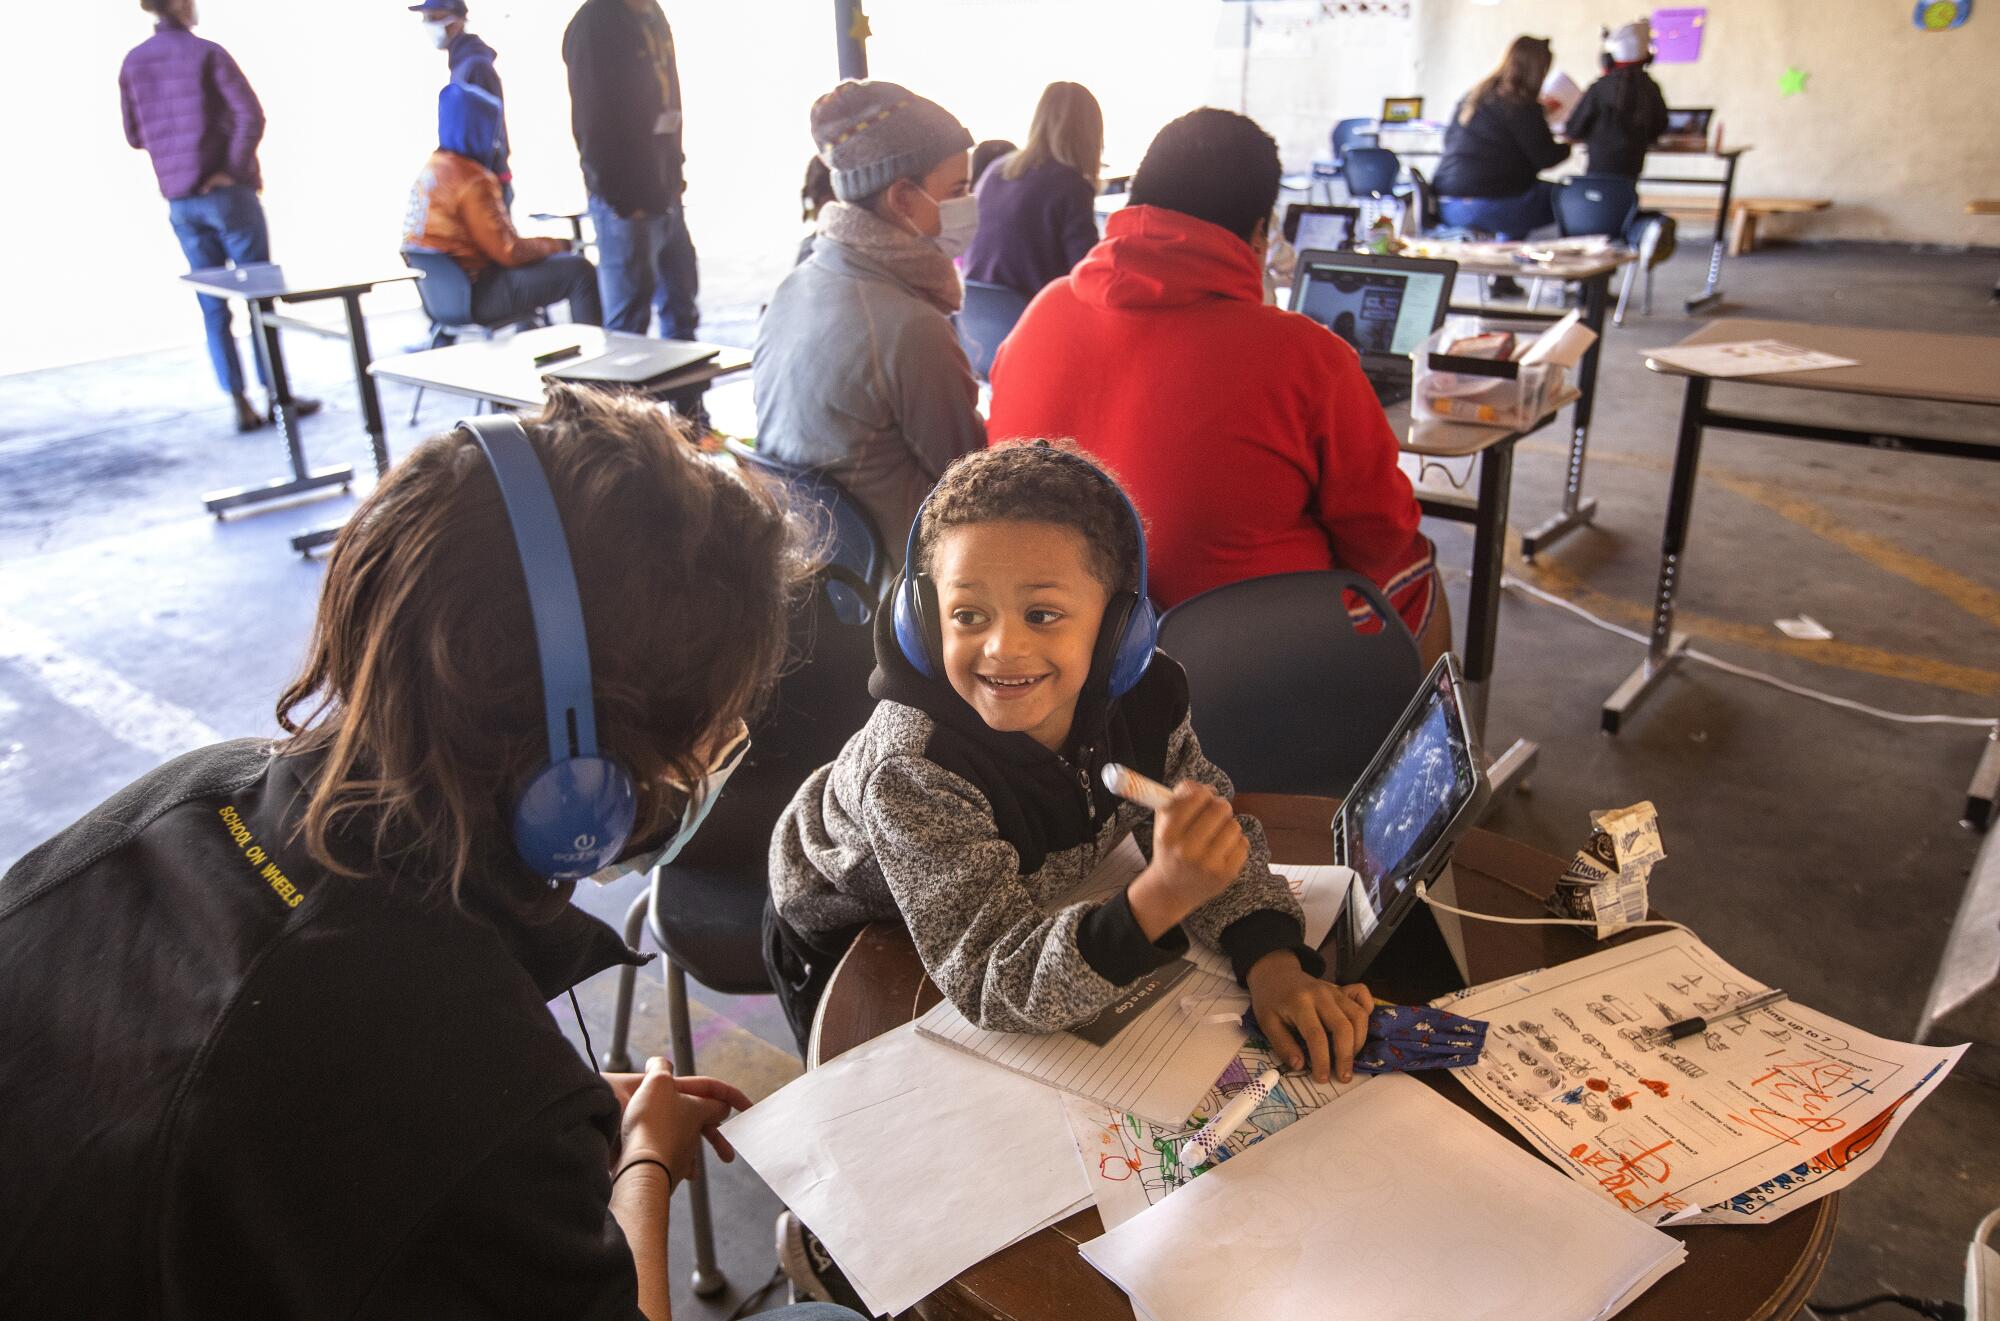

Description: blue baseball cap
[409,0,468,15]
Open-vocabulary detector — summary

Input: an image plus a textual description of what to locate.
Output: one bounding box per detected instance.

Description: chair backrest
[1554,175,1640,240]
[1342,147,1401,201]
[1156,570,1425,797]
[401,248,476,328]
[958,280,1033,382]
[1330,118,1379,165]
[724,438,887,627]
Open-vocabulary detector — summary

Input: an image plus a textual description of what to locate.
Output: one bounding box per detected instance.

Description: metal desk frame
[1644,146,1752,314]
[1603,336,2000,829]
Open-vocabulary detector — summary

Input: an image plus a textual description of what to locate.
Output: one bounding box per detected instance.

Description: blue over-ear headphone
[457,416,637,882]
[891,445,1158,699]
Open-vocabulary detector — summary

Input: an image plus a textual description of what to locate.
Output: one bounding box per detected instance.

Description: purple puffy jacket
[119,20,264,200]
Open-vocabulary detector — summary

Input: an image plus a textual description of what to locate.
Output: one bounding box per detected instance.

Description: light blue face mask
[583,723,751,885]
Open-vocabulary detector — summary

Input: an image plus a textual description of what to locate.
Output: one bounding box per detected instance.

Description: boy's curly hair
[916,440,1142,595]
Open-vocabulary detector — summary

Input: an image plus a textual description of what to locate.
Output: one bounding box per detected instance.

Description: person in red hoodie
[987,108,1448,662]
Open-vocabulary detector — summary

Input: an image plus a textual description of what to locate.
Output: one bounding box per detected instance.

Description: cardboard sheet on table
[1079,1073,1684,1321]
[721,1021,1089,1317]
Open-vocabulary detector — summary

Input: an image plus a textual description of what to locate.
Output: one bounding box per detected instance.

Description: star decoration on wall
[1778,66,1808,96]
[848,3,871,42]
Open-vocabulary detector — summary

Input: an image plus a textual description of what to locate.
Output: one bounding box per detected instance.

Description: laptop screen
[1295,259,1450,358]
[1664,107,1712,136]
[1341,664,1480,943]
[1293,211,1356,255]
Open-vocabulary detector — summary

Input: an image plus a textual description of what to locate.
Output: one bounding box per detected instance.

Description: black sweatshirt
[563,0,686,217]
[1565,67,1669,179]
[0,741,653,1319]
[1434,93,1572,198]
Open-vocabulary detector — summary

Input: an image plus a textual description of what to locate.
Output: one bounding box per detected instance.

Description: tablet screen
[1341,664,1479,946]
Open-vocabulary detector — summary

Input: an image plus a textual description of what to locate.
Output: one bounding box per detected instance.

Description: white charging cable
[1415,880,1694,938]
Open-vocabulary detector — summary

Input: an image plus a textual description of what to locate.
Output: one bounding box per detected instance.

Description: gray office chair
[600,574,877,1296]
[723,438,888,627]
[1157,570,1424,797]
[400,248,549,423]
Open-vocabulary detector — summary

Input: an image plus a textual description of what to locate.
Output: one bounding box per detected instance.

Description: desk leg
[291,292,391,555]
[202,296,354,518]
[1966,727,1999,832]
[1603,375,1708,732]
[1462,440,1538,795]
[1521,271,1609,561]
[1685,155,1739,313]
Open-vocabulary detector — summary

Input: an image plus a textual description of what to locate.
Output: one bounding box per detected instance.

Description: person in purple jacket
[119,0,318,433]
[961,82,1105,299]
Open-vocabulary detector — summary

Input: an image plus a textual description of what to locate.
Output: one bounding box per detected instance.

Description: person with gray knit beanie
[754,80,986,554]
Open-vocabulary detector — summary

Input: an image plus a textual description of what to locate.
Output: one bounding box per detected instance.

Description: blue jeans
[470,252,604,327]
[167,184,271,396]
[1437,182,1556,241]
[587,194,699,338]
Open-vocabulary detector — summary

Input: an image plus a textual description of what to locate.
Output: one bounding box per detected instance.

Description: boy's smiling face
[931,520,1112,754]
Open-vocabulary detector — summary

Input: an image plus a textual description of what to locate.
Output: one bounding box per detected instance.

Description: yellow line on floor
[1505,548,2000,701]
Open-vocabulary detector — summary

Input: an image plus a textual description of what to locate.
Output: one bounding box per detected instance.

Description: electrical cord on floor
[1501,575,2000,733]
[723,1265,788,1320]
[1807,1292,1966,1320]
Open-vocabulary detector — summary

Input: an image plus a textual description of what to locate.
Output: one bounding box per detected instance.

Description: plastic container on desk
[1413,316,1570,430]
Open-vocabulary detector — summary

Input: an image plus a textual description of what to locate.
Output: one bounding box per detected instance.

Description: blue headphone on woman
[457,416,636,881]
[891,445,1158,699]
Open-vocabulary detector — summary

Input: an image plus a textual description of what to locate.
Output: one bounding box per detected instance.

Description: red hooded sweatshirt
[988,205,1433,630]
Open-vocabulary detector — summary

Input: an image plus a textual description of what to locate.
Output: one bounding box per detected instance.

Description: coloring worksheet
[1438,931,1964,1225]
[1061,1036,1366,1229]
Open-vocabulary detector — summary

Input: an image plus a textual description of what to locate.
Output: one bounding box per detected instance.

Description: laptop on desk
[1290,250,1457,407]
[1659,107,1714,150]
[543,339,719,389]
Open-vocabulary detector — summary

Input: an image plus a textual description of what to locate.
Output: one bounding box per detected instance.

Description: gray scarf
[815,201,964,314]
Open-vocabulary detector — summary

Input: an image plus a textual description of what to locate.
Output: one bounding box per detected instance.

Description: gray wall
[1410,0,2000,245]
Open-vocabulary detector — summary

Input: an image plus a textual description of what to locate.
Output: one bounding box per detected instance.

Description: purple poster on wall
[1651,6,1707,62]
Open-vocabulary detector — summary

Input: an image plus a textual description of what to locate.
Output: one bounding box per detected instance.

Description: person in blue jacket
[410,0,513,205]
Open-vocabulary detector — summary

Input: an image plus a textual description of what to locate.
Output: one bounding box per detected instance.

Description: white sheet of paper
[1648,339,1857,378]
[721,1022,1089,1317]
[1080,1074,1684,1321]
[1438,930,1965,1224]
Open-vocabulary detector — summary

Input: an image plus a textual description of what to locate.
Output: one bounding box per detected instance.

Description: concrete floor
[3,239,1998,1317]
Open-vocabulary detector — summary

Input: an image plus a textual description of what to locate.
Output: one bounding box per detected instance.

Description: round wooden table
[813,794,1838,1321]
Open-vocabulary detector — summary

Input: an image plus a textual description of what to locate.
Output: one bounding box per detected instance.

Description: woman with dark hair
[1433,34,1572,240]
[962,82,1106,296]
[0,385,861,1321]
[1566,20,1669,178]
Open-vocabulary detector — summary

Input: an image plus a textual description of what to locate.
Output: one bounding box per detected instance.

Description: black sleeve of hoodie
[1077,887,1189,986]
[1217,909,1327,986]
[357,1086,644,1321]
[1504,97,1572,174]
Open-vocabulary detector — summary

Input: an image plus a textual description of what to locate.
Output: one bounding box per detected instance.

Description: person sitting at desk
[403,82,602,327]
[0,385,861,1321]
[986,107,1449,660]
[767,442,1370,1070]
[961,82,1105,297]
[1565,20,1668,179]
[754,80,987,552]
[1433,34,1572,241]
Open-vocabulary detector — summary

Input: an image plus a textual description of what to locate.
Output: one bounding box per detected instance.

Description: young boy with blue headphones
[766,441,1374,1085]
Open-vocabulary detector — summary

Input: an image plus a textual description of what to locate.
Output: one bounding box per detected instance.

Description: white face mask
[424,19,453,49]
[930,194,980,259]
[583,723,751,885]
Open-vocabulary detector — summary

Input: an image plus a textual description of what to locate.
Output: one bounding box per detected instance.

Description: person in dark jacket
[0,384,862,1321]
[410,0,514,205]
[1434,34,1571,240]
[119,0,319,433]
[962,82,1105,298]
[1565,19,1669,179]
[564,0,700,339]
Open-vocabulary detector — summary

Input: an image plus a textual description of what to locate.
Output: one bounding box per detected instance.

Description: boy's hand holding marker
[1102,763,1373,1086]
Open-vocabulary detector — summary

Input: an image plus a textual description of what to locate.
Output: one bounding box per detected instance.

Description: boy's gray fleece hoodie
[768,608,1319,1035]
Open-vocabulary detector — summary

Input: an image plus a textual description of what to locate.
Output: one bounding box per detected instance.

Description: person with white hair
[1564,18,1670,179]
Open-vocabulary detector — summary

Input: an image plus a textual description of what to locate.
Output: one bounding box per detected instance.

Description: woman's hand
[603,1056,751,1184]
[1246,953,1372,1085]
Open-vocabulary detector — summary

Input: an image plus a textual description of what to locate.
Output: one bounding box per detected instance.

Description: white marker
[1177,1068,1281,1169]
[1101,762,1175,811]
